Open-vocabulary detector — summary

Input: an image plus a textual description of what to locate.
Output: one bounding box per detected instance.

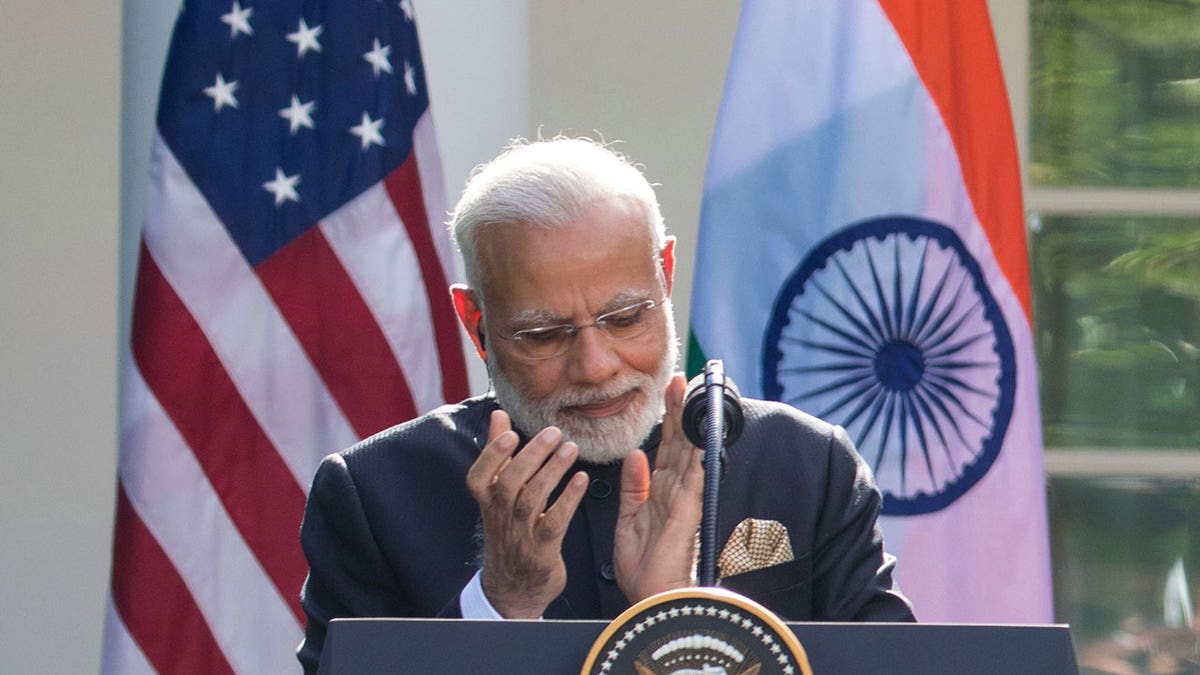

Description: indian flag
[690,0,1053,622]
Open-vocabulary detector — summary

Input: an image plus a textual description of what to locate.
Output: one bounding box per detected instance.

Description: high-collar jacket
[297,394,915,672]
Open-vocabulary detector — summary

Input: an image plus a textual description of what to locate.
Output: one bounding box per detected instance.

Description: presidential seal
[580,588,812,675]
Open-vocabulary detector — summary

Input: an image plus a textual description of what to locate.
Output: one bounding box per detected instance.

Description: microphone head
[681,370,745,449]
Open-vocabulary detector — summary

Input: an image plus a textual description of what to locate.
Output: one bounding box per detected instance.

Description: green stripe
[685,327,709,379]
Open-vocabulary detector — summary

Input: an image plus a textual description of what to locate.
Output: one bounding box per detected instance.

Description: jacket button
[600,561,616,581]
[588,479,613,499]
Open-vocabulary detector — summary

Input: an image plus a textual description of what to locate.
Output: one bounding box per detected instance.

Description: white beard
[489,315,679,464]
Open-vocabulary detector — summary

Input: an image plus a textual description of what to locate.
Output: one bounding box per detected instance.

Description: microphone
[683,360,745,588]
[681,367,744,449]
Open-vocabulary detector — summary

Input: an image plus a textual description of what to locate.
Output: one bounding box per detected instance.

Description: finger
[681,445,705,497]
[539,466,588,540]
[618,449,651,523]
[466,410,519,500]
[657,374,692,473]
[513,438,578,523]
[500,425,564,488]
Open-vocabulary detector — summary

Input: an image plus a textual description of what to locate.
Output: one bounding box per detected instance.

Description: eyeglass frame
[492,297,667,360]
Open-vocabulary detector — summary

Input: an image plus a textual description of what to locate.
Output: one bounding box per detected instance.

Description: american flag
[102,1,468,672]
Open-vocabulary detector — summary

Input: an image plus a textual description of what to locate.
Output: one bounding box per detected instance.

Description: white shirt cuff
[459,570,504,619]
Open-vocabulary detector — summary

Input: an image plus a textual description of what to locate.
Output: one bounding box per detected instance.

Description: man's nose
[566,325,621,384]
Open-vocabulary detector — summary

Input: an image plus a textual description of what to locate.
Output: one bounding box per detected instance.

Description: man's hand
[613,373,704,603]
[466,410,588,618]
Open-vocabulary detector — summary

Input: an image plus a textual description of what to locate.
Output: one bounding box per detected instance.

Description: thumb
[618,449,651,521]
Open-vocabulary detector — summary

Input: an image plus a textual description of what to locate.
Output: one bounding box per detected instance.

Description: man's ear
[659,236,677,297]
[450,284,487,362]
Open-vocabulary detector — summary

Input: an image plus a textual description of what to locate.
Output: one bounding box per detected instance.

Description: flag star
[262,167,300,206]
[349,112,385,150]
[220,1,254,38]
[403,61,417,95]
[363,39,393,77]
[286,19,323,57]
[399,0,414,21]
[203,73,239,112]
[279,95,315,134]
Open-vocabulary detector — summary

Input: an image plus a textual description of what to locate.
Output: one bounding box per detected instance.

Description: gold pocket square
[718,518,794,578]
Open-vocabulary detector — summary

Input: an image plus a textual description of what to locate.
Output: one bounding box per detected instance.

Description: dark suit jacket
[297,394,914,672]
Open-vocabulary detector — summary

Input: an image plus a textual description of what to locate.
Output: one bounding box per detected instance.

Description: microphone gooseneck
[682,360,744,587]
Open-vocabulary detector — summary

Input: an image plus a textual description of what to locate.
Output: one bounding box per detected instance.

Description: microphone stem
[698,361,725,587]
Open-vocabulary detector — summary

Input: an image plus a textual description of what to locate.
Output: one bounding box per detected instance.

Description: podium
[318,617,1079,673]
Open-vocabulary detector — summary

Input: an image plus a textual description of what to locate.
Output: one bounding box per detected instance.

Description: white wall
[1,1,122,672]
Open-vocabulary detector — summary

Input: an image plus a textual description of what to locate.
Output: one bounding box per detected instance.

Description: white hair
[448,137,666,304]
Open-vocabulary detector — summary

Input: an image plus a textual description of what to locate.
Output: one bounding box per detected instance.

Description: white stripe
[119,359,303,674]
[101,595,156,675]
[320,182,446,414]
[413,111,459,283]
[706,0,915,188]
[143,132,359,485]
[417,110,490,395]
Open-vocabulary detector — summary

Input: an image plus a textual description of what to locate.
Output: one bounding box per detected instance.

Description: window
[1026,0,1200,669]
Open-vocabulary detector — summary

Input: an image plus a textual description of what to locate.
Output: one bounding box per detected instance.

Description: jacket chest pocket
[718,555,814,621]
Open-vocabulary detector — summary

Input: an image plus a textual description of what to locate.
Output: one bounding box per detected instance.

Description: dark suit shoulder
[335,394,497,467]
[735,397,850,466]
[741,397,837,436]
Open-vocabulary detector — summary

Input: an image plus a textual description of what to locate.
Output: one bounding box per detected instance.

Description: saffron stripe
[131,243,307,623]
[257,226,419,437]
[110,484,235,675]
[876,0,1032,320]
[385,157,471,403]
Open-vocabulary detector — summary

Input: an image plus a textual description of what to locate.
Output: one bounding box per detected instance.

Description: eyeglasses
[496,298,665,360]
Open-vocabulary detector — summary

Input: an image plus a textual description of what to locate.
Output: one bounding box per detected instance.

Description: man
[297,138,914,671]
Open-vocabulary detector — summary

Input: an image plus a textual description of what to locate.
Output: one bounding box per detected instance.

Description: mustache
[552,375,649,410]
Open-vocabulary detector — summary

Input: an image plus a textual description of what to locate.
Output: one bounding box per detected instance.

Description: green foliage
[1032,216,1200,448]
[1030,0,1200,187]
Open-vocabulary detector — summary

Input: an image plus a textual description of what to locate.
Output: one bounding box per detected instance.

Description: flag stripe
[385,156,470,404]
[876,0,1032,319]
[119,360,302,673]
[103,597,157,675]
[111,485,236,675]
[131,244,307,623]
[257,226,419,437]
[319,182,448,416]
[143,135,360,485]
[412,114,455,280]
